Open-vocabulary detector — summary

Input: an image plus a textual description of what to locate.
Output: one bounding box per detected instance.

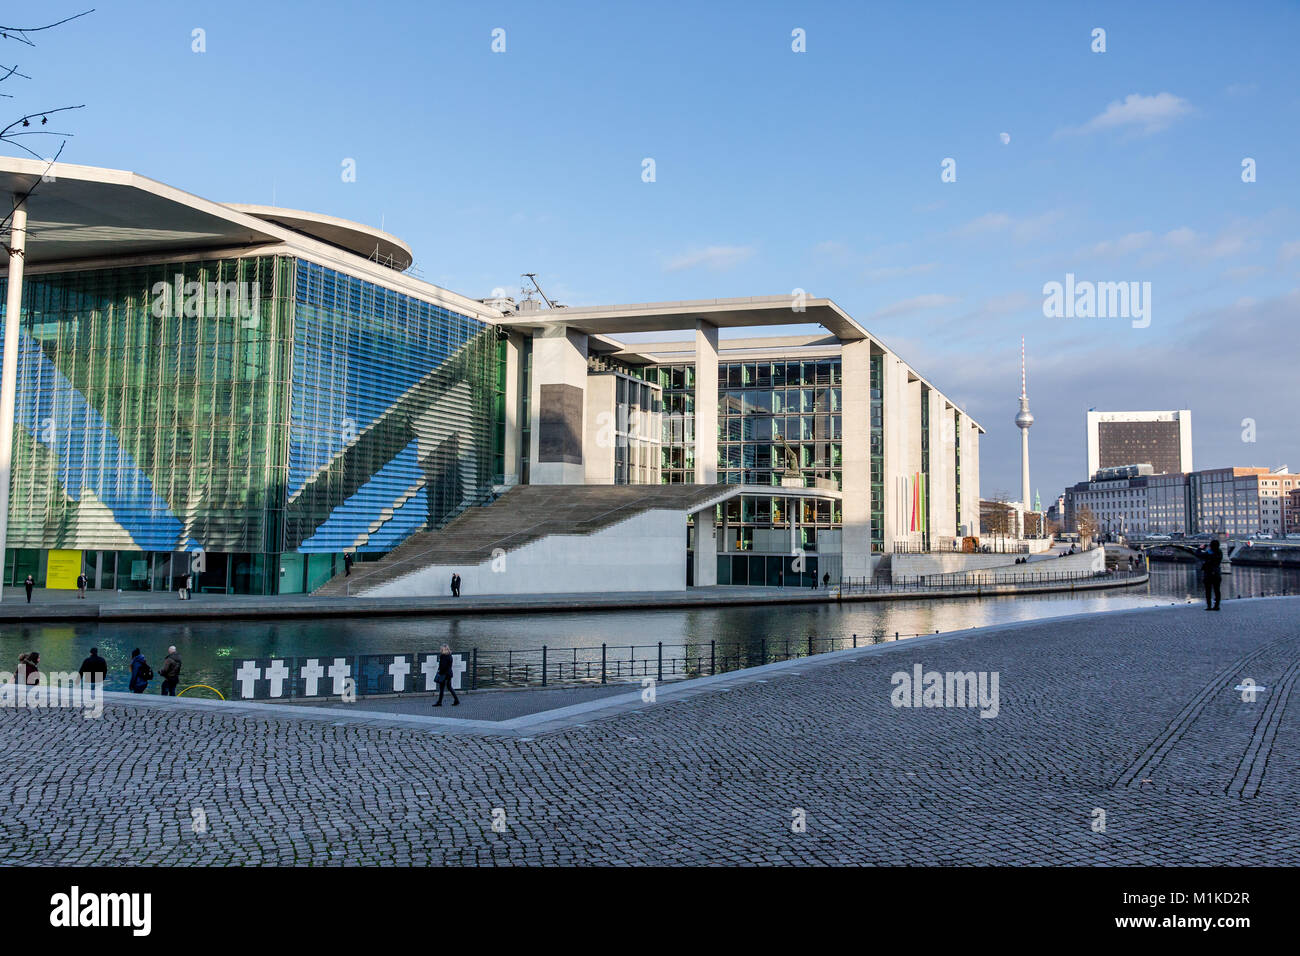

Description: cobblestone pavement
[1,598,1296,865]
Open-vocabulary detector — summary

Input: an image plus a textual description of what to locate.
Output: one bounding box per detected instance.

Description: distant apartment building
[1064,464,1153,537]
[1147,472,1190,534]
[1288,488,1300,534]
[1068,465,1294,538]
[1188,467,1297,537]
[1086,410,1192,479]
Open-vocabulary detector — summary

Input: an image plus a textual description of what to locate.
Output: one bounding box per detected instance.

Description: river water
[3,564,1297,697]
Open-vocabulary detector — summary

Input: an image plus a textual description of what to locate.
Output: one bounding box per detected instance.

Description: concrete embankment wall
[892,547,1103,579]
[360,508,686,597]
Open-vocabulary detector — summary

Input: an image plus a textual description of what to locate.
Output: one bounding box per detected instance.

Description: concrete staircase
[314,483,730,595]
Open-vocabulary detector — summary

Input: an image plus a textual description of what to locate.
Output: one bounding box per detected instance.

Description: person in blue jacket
[128,648,152,693]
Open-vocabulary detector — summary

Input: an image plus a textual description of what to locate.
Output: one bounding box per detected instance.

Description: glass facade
[1,255,499,592]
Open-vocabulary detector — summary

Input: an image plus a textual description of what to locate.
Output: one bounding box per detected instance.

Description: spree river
[3,564,1298,697]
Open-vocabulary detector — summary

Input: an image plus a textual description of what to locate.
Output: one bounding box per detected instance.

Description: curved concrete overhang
[225,204,413,271]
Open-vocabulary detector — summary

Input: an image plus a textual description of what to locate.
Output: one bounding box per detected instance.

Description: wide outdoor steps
[313,483,729,595]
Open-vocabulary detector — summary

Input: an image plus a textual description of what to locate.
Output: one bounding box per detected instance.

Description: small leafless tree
[0,9,92,243]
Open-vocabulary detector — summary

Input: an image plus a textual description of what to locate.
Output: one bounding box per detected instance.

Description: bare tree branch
[0,10,94,47]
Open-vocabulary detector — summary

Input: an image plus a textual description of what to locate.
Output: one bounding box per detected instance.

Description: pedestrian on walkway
[1182,539,1223,610]
[128,648,152,694]
[432,643,459,706]
[159,646,182,696]
[78,647,108,685]
[177,572,189,601]
[24,574,33,603]
[77,571,87,599]
[450,572,461,597]
[344,552,353,577]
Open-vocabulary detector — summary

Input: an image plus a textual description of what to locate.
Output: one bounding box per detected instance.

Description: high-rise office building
[1086,410,1192,479]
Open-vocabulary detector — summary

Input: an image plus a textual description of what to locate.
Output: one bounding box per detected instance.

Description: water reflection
[3,566,1296,698]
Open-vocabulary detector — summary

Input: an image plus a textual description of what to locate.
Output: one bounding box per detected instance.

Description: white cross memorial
[265,659,290,698]
[388,656,411,692]
[328,657,351,695]
[235,661,261,699]
[300,659,325,697]
[421,653,466,691]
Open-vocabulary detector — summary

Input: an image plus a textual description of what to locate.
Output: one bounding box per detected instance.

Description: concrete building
[1086,410,1192,479]
[1064,465,1154,539]
[0,158,981,595]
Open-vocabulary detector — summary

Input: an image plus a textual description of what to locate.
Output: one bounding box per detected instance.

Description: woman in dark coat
[1177,539,1222,610]
[433,643,459,707]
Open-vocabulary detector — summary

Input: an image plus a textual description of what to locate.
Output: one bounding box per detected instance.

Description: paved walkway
[2,597,1294,865]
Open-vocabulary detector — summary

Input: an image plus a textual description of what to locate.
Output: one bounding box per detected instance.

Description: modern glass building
[1,159,981,596]
[1,161,501,593]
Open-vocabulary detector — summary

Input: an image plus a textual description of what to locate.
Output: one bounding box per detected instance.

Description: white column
[840,339,872,578]
[501,331,521,485]
[0,195,27,602]
[692,504,717,587]
[529,326,588,485]
[1020,428,1031,517]
[693,320,718,485]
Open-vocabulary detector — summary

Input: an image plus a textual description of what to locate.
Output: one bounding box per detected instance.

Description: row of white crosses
[235,654,466,699]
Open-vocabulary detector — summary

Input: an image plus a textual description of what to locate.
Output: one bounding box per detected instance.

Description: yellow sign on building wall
[46,549,83,590]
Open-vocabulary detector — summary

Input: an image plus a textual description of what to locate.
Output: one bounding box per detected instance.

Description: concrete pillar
[0,195,27,600]
[840,339,872,578]
[880,353,911,551]
[693,320,718,485]
[529,326,588,485]
[692,504,717,586]
[501,331,522,485]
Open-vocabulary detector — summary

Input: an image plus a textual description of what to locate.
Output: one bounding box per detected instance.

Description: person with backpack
[432,643,459,707]
[159,646,182,696]
[129,648,152,693]
[76,572,88,599]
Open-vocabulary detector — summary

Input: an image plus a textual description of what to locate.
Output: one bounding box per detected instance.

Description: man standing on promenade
[78,647,108,684]
[76,571,87,599]
[451,572,461,597]
[159,646,182,696]
[24,574,33,603]
[1174,540,1223,610]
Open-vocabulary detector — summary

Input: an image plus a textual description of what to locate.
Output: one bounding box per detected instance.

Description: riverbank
[0,571,1148,622]
[5,596,1298,865]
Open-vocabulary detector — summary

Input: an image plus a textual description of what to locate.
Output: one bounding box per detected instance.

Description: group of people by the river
[11,645,184,693]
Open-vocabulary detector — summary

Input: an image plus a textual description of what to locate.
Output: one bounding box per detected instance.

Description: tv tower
[1015,337,1034,511]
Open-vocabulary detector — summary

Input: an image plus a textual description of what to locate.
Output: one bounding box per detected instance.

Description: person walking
[343,552,353,577]
[432,643,459,706]
[76,571,87,599]
[128,648,152,694]
[822,571,830,589]
[450,572,461,598]
[178,572,189,601]
[79,647,109,685]
[159,646,182,696]
[23,574,33,603]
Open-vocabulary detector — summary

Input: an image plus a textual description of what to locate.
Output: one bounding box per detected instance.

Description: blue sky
[9,0,1300,500]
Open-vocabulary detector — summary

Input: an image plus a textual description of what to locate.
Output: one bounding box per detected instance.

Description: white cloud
[664,245,755,273]
[869,293,959,320]
[952,210,1063,242]
[1065,92,1193,136]
[1086,231,1154,257]
[865,262,937,281]
[1278,240,1300,262]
